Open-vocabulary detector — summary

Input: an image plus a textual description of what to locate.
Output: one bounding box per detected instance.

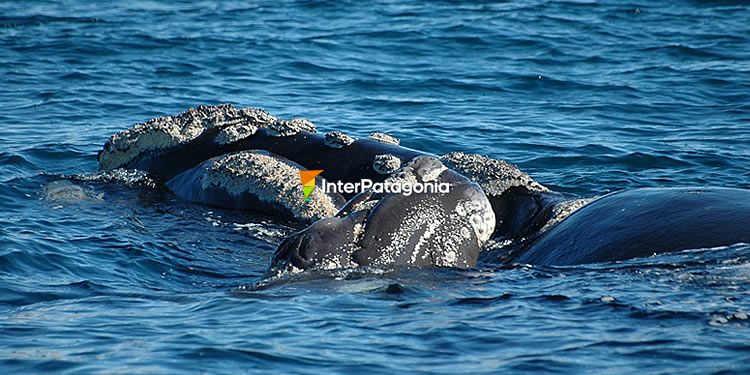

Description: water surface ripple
[1,1,749,373]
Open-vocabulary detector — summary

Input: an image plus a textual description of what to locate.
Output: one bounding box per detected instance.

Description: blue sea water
[1,0,750,373]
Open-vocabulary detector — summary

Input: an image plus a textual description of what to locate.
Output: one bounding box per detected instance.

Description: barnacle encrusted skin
[215,123,258,145]
[538,197,595,233]
[368,132,400,145]
[440,152,549,196]
[454,197,496,246]
[372,154,402,175]
[323,131,356,149]
[384,156,446,185]
[266,118,317,137]
[99,104,278,170]
[202,151,340,224]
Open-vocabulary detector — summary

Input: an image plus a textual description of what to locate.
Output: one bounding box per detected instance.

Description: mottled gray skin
[271,156,495,272]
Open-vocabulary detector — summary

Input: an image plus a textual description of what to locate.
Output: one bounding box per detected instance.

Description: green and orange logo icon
[299,170,323,202]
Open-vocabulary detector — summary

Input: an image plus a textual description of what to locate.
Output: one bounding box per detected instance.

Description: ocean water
[2,0,750,373]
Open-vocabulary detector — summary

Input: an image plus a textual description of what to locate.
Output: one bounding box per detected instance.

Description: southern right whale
[514,187,750,266]
[97,104,750,272]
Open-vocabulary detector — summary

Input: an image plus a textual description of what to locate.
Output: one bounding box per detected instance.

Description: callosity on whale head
[270,156,496,272]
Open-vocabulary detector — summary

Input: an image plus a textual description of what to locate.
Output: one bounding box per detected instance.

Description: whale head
[270,156,496,272]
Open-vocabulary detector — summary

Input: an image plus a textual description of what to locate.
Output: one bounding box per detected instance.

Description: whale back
[516,187,750,266]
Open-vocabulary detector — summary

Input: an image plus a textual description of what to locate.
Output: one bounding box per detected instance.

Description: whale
[98,104,750,271]
[270,156,495,271]
[98,105,496,270]
[514,187,750,266]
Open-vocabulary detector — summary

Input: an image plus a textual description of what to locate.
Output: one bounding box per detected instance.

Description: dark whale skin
[515,187,750,266]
